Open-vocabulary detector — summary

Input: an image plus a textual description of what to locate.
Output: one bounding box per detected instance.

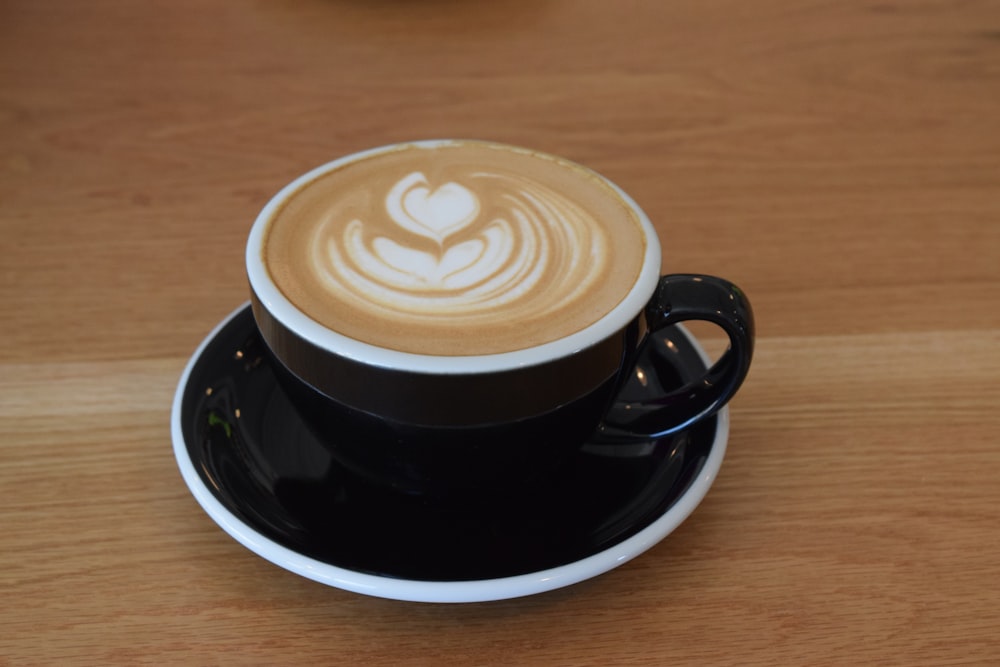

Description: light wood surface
[3,1,999,664]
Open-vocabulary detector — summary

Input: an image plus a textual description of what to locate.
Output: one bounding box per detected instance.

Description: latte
[260,141,647,356]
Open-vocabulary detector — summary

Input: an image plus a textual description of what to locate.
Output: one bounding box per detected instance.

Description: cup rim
[246,139,662,374]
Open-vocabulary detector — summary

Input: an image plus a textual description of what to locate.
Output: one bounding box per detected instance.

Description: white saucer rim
[170,301,729,604]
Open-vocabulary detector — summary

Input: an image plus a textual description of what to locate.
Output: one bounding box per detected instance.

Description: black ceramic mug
[246,140,754,500]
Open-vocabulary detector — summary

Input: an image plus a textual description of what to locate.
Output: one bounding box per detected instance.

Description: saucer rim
[170,302,729,604]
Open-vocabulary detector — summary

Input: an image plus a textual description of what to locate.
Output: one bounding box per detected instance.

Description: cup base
[269,349,624,503]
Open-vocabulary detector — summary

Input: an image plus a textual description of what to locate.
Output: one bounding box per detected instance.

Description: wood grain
[2,1,999,664]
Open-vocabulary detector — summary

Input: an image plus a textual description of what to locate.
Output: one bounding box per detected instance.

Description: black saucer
[171,304,727,602]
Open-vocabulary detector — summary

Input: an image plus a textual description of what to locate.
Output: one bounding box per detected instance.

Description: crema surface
[262,142,646,355]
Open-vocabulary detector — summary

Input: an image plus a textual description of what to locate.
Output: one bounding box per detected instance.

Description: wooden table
[3,1,998,663]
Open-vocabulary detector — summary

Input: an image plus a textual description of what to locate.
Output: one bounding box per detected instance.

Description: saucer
[171,303,728,603]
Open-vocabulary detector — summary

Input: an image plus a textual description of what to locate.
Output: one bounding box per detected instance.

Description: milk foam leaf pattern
[312,169,611,318]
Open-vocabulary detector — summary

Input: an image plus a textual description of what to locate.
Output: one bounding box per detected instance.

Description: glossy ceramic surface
[171,304,728,602]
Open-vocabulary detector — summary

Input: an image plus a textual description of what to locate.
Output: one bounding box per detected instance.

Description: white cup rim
[246,139,663,375]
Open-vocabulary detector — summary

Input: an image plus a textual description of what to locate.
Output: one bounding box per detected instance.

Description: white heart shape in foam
[386,172,480,243]
[437,238,488,285]
[372,237,486,286]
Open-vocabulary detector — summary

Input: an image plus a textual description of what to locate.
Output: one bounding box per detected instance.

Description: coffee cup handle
[600,274,755,438]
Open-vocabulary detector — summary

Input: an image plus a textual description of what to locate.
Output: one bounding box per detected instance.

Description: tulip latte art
[262,142,646,355]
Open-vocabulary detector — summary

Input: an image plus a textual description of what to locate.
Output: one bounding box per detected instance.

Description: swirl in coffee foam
[262,142,646,355]
[312,169,606,318]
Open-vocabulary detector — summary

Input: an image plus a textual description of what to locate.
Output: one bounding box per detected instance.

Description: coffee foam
[263,142,646,355]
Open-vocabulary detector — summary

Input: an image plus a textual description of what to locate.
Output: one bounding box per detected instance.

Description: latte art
[261,142,647,355]
[313,170,608,319]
